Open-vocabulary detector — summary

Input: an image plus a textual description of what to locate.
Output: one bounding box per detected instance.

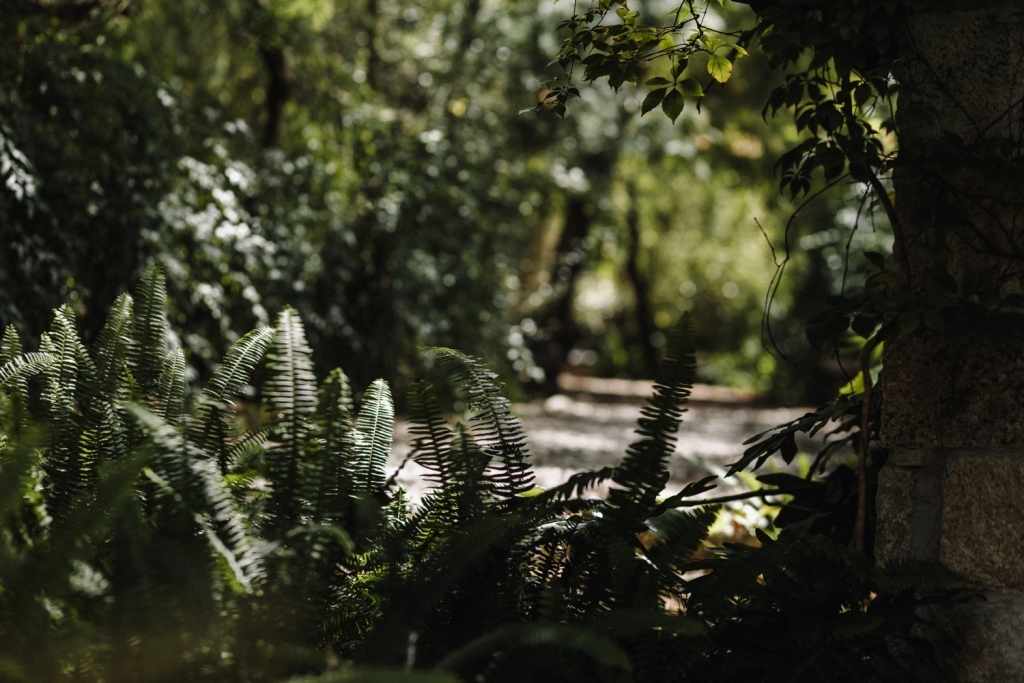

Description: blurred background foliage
[0,0,893,404]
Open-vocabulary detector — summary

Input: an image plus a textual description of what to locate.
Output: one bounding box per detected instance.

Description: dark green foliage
[0,273,967,682]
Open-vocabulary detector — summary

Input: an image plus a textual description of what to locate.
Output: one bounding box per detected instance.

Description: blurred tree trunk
[258,44,289,148]
[529,196,593,391]
[875,4,1024,679]
[249,0,290,148]
[363,0,384,92]
[624,180,659,378]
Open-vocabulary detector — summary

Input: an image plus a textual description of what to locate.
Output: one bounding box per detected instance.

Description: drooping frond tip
[427,347,534,499]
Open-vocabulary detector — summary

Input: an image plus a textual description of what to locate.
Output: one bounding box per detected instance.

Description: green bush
[0,268,966,682]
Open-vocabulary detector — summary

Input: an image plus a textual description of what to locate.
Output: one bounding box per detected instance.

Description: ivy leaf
[678,78,704,97]
[641,88,667,115]
[662,89,684,123]
[707,55,733,83]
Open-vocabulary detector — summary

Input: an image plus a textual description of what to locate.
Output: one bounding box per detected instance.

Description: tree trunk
[624,181,659,378]
[876,4,1024,679]
[529,196,592,392]
[259,44,289,149]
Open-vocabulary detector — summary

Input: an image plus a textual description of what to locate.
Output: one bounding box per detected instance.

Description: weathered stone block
[941,453,1024,589]
[875,466,914,563]
[933,590,1024,683]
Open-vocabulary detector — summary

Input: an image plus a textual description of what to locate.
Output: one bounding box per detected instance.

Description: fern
[406,380,455,491]
[155,348,187,425]
[127,404,260,591]
[0,279,968,683]
[264,307,317,533]
[607,313,696,521]
[428,348,534,499]
[190,325,274,470]
[39,308,88,519]
[352,378,394,493]
[79,292,134,470]
[308,368,357,525]
[130,265,170,398]
[0,350,53,391]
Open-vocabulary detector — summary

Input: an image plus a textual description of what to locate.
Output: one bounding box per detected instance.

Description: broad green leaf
[708,55,733,83]
[641,87,667,115]
[722,42,749,57]
[662,88,685,123]
[670,58,688,80]
[645,77,671,87]
[679,78,704,97]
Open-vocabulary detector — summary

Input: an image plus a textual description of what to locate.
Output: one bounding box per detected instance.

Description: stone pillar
[876,3,1024,680]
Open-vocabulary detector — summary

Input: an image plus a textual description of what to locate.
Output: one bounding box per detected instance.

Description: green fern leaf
[0,351,54,390]
[127,403,262,591]
[80,293,134,469]
[309,368,357,523]
[0,327,37,438]
[644,505,719,580]
[353,378,394,492]
[609,313,697,516]
[130,265,170,398]
[155,349,186,426]
[406,380,455,491]
[190,325,274,466]
[264,308,317,530]
[40,308,88,518]
[428,348,534,499]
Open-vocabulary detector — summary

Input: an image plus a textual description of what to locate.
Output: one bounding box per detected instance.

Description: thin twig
[853,319,896,556]
[656,483,818,514]
[866,174,910,276]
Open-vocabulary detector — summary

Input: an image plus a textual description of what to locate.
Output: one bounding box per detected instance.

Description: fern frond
[79,293,134,474]
[86,292,135,406]
[0,327,36,439]
[609,313,696,517]
[644,506,719,582]
[127,403,262,591]
[154,348,187,426]
[0,325,22,365]
[130,265,170,398]
[202,326,276,404]
[428,348,534,499]
[534,466,617,503]
[447,423,492,521]
[223,424,271,471]
[353,378,394,493]
[264,308,317,531]
[406,380,456,492]
[309,368,357,523]
[0,352,53,390]
[190,325,274,465]
[40,308,87,518]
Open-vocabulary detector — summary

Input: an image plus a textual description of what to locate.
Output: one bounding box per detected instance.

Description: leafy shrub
[0,268,965,682]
